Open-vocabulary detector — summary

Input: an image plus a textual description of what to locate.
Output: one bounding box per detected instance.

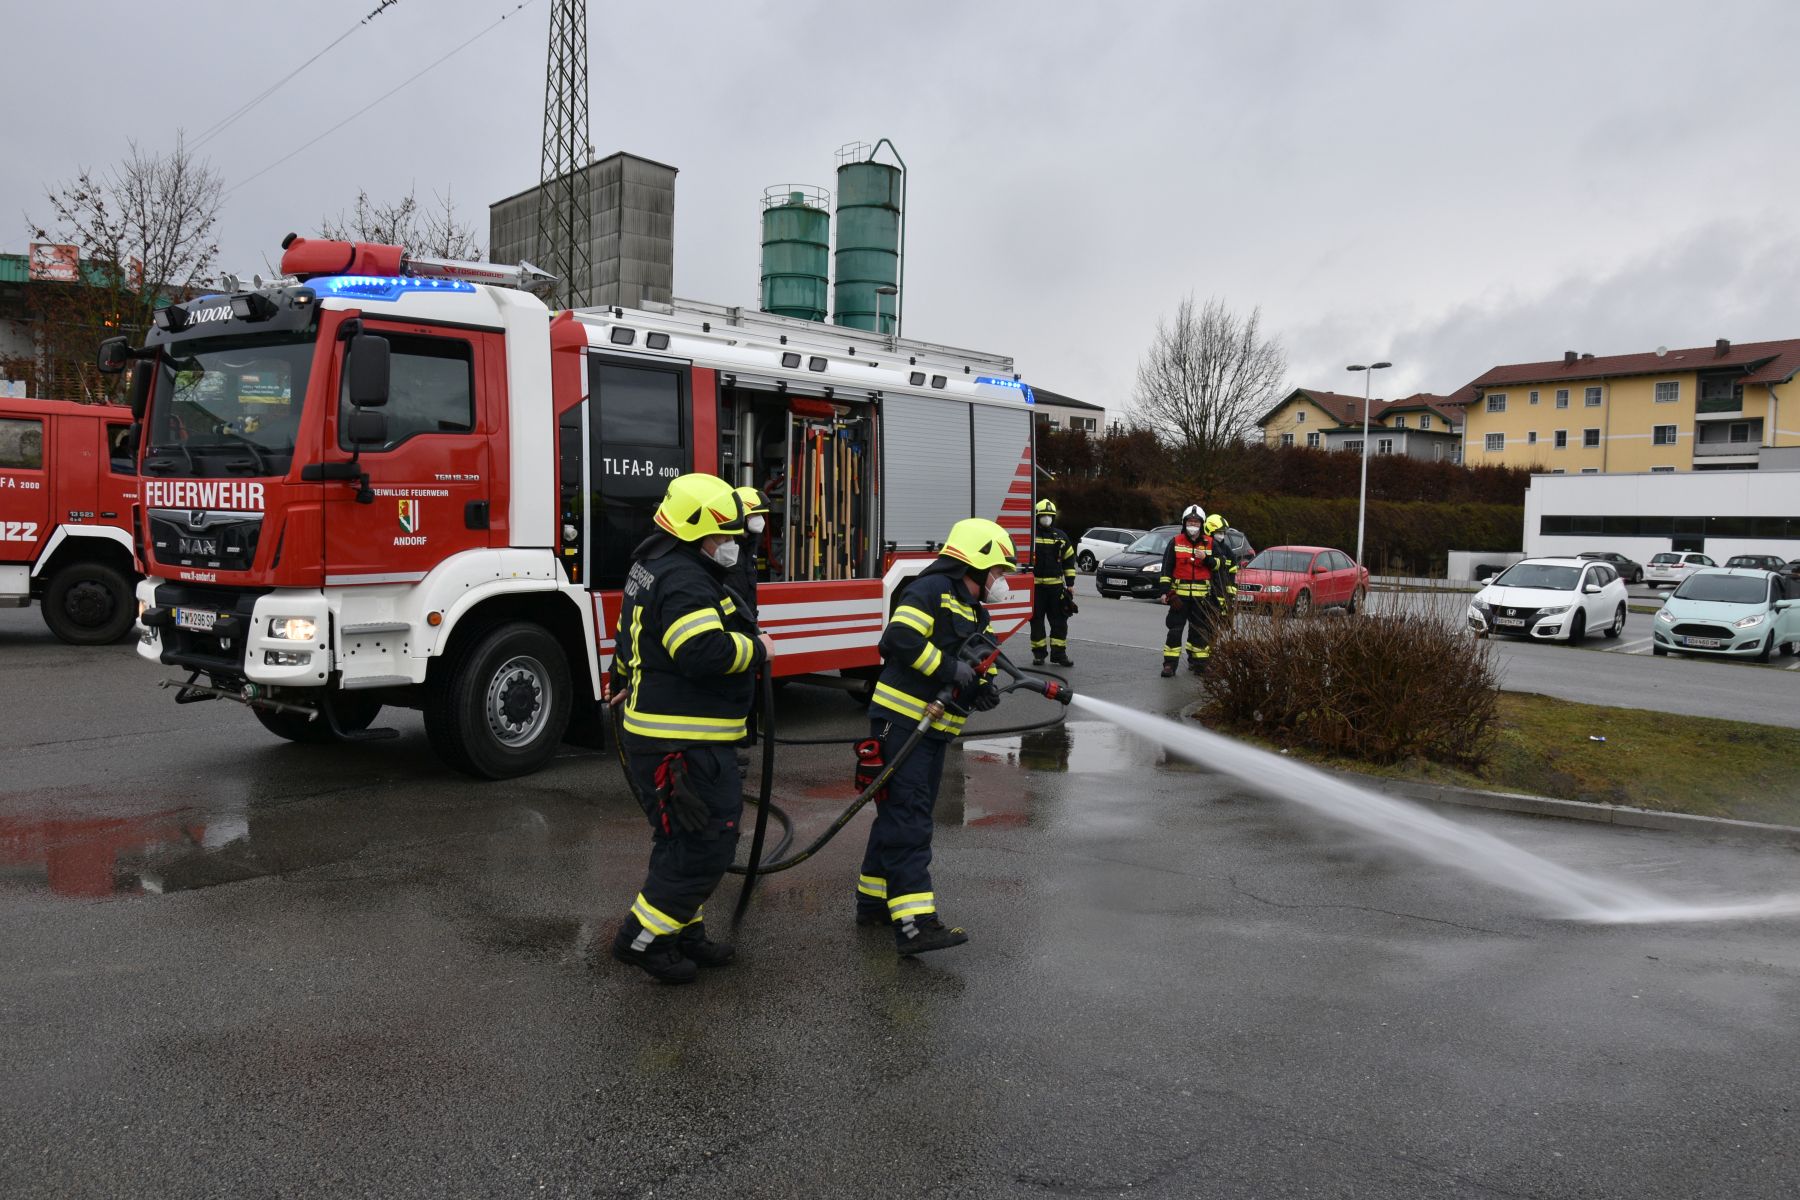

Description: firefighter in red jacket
[1029,498,1077,667]
[608,473,774,984]
[1159,503,1226,677]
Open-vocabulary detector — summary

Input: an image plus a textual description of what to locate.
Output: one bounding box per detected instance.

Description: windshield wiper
[145,441,197,476]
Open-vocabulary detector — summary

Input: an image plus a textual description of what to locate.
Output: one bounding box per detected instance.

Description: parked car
[1644,551,1715,588]
[1236,546,1368,616]
[1095,525,1252,599]
[1213,525,1255,564]
[1577,550,1644,584]
[1652,569,1800,661]
[1724,554,1788,573]
[1075,526,1146,573]
[1467,557,1629,644]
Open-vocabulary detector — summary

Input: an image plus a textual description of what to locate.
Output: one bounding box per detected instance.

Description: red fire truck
[117,237,1038,778]
[0,397,141,644]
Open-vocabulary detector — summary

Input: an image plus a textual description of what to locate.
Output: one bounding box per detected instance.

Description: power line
[224,0,540,198]
[191,1,404,152]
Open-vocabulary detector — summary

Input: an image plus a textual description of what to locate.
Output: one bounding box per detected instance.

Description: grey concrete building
[488,151,677,308]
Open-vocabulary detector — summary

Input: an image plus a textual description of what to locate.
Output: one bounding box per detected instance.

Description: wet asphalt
[3,605,1798,1198]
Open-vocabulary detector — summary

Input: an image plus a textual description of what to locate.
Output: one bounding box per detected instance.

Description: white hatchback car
[1644,550,1716,589]
[1468,557,1630,644]
[1075,526,1146,573]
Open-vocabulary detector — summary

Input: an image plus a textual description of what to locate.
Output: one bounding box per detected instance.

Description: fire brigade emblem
[397,499,421,534]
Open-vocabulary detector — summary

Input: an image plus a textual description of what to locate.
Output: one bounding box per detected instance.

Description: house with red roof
[1257,387,1463,461]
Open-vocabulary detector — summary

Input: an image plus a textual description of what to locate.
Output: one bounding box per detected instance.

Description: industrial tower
[535,0,594,309]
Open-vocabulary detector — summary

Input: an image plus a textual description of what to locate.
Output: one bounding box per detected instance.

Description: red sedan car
[1235,545,1369,616]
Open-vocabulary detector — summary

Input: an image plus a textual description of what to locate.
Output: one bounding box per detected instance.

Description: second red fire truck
[115,237,1039,778]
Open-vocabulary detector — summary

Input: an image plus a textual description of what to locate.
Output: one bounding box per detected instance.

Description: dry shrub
[1200,594,1499,767]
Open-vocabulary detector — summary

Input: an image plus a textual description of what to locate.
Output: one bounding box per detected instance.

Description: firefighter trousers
[1164,594,1217,663]
[1029,583,1069,656]
[623,744,742,939]
[856,718,950,925]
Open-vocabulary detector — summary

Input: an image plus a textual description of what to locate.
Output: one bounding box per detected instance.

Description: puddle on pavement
[944,721,1174,829]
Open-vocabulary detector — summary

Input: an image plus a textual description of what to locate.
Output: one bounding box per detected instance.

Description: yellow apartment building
[1454,338,1800,473]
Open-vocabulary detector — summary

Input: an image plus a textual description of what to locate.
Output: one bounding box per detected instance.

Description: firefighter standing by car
[1159,504,1228,677]
[1029,498,1077,667]
[857,518,1012,955]
[608,473,774,984]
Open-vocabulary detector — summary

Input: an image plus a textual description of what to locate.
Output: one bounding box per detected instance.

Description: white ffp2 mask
[747,515,766,535]
[708,541,741,569]
[984,577,1011,605]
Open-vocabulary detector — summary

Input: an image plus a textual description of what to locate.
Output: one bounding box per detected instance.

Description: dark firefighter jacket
[612,535,765,749]
[1033,525,1077,588]
[870,557,999,740]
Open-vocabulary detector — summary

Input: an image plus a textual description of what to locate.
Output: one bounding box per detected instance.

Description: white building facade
[1523,469,1800,562]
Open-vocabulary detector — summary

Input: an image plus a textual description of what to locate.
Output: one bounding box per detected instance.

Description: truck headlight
[268,616,317,641]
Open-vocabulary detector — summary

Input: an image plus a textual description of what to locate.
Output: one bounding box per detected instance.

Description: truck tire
[42,560,136,645]
[424,621,572,779]
[253,691,383,744]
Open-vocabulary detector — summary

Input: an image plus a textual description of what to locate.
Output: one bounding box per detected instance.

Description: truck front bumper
[137,580,332,688]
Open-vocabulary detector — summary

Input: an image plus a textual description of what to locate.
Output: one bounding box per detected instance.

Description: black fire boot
[1050,651,1074,668]
[1031,651,1048,666]
[610,919,698,984]
[1188,659,1208,677]
[893,913,970,956]
[678,922,736,968]
[1160,660,1178,678]
[856,905,888,927]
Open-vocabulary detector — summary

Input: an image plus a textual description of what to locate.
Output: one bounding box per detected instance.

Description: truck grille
[148,509,263,573]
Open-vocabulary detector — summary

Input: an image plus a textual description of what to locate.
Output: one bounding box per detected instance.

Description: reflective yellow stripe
[663,607,725,656]
[888,892,936,919]
[720,596,737,615]
[911,643,943,676]
[632,893,683,936]
[939,594,975,620]
[621,703,747,741]
[727,632,755,674]
[891,605,933,635]
[932,710,966,735]
[872,682,928,720]
[857,874,888,899]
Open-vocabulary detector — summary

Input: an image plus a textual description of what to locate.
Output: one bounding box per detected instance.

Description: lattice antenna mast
[536,0,594,309]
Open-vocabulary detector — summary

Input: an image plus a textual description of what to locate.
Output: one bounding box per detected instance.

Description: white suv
[1076,527,1145,573]
[1468,557,1630,644]
[1645,551,1716,589]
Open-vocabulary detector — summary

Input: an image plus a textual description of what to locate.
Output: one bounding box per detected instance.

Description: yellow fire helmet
[1034,498,1058,519]
[735,485,770,516]
[654,473,745,541]
[1204,513,1226,534]
[941,517,1018,572]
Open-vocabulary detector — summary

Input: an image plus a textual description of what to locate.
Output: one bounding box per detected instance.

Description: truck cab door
[321,321,498,586]
[0,411,54,583]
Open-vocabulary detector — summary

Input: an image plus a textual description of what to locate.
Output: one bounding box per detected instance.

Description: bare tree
[1130,295,1287,490]
[27,133,223,400]
[322,186,483,260]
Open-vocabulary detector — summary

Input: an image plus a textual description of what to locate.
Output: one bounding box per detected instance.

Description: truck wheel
[42,560,136,645]
[253,691,382,744]
[425,621,572,779]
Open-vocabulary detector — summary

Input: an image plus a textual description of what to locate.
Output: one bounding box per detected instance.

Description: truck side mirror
[127,360,154,418]
[97,336,131,375]
[346,334,391,408]
[345,408,389,447]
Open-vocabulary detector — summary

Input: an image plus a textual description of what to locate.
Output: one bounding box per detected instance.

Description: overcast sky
[9,0,1800,410]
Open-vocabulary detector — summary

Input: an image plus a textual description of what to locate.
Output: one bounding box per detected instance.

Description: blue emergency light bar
[310,275,477,302]
[975,376,1035,404]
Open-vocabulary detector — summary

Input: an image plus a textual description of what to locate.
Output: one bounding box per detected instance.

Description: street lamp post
[874,284,898,340]
[1345,360,1392,571]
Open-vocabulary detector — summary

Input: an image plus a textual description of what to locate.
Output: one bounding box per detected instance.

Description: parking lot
[5,602,1800,1198]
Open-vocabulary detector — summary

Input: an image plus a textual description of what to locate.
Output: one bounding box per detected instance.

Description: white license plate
[1495,617,1526,627]
[1102,578,1127,589]
[1682,636,1721,648]
[1236,592,1255,602]
[174,607,217,632]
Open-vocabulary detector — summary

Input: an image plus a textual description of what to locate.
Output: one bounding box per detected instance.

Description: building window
[1306,431,1320,448]
[1070,416,1097,433]
[1651,466,1676,473]
[1529,390,1540,405]
[1581,468,1599,474]
[1392,415,1406,429]
[1527,431,1538,444]
[1343,439,1363,454]
[1554,430,1568,448]
[1583,428,1601,448]
[1378,438,1395,455]
[1654,381,1679,403]
[1551,468,1566,474]
[1451,444,1462,465]
[1653,424,1677,445]
[1584,386,1602,407]
[1484,432,1504,452]
[1296,409,1305,423]
[1555,389,1570,408]
[1485,393,1507,413]
[1279,432,1294,447]
[1419,413,1431,430]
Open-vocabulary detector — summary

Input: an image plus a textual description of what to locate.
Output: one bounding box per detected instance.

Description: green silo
[760,186,831,322]
[832,146,902,334]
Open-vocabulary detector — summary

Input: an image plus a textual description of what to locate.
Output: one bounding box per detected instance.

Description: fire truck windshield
[142,333,314,478]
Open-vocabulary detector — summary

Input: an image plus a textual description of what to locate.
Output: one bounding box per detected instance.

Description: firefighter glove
[970,682,1002,712]
[951,660,978,690]
[653,752,710,835]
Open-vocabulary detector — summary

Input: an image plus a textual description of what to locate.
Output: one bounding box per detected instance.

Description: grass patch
[1225,692,1800,827]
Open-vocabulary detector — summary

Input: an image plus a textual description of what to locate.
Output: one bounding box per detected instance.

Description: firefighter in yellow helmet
[731,485,769,625]
[1204,512,1240,619]
[858,517,1013,955]
[607,472,774,983]
[1029,498,1077,667]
